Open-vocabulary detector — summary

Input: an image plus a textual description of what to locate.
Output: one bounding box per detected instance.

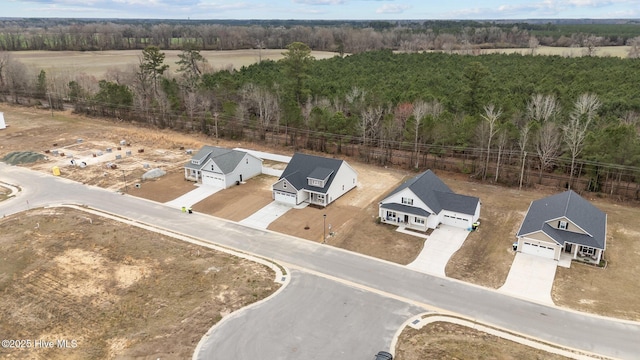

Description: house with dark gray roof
[272,153,357,207]
[184,146,262,188]
[379,170,481,231]
[516,190,606,263]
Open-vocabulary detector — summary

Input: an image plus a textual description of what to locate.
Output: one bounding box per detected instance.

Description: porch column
[184,168,187,179]
[596,249,602,264]
[572,244,578,259]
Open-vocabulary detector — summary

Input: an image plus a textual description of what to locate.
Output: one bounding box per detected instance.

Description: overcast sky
[4,0,640,20]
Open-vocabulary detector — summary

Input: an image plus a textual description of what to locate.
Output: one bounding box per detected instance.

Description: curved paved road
[196,269,423,360]
[1,163,639,359]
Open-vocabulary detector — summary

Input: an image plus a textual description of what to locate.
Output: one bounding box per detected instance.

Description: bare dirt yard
[395,321,571,360]
[3,104,640,358]
[0,207,277,360]
[192,174,275,221]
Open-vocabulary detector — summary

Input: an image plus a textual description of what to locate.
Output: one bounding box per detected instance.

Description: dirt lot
[0,207,277,360]
[193,174,275,221]
[395,322,571,360]
[3,104,640,358]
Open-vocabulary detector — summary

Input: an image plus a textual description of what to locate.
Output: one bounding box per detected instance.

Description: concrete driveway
[239,201,294,229]
[499,252,558,305]
[406,225,470,276]
[164,184,223,209]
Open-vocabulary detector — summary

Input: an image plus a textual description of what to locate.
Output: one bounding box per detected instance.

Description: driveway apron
[406,225,470,276]
[499,252,558,305]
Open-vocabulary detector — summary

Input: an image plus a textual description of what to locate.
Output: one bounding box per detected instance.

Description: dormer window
[558,220,568,230]
[402,197,414,205]
[307,167,333,188]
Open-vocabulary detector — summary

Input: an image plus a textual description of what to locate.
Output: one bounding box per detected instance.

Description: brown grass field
[9,49,339,78]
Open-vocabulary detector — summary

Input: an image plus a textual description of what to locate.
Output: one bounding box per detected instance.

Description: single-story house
[272,153,357,207]
[184,146,262,188]
[515,190,607,263]
[379,170,481,231]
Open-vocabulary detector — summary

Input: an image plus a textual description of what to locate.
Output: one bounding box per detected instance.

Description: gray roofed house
[184,146,262,189]
[515,190,607,264]
[379,170,481,231]
[272,153,357,207]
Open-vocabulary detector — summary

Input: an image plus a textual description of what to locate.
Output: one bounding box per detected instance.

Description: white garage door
[202,173,225,188]
[441,214,470,229]
[274,190,297,205]
[521,241,556,260]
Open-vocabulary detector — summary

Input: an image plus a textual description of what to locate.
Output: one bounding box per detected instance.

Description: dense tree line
[1,44,640,199]
[1,18,639,53]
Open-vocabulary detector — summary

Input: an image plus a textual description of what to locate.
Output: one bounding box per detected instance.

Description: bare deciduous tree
[359,105,384,155]
[528,36,539,55]
[4,59,30,103]
[628,36,640,58]
[563,93,601,189]
[535,121,562,182]
[242,83,280,139]
[527,93,561,183]
[411,100,428,169]
[480,104,502,180]
[527,93,559,123]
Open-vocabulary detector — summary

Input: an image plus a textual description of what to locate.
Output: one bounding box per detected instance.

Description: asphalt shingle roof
[380,203,431,217]
[384,170,479,215]
[279,153,345,194]
[184,146,252,174]
[517,190,606,249]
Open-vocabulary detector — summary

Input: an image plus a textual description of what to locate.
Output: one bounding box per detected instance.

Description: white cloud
[376,3,410,14]
[293,0,346,5]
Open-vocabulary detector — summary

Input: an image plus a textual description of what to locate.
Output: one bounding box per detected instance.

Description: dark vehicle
[374,351,393,360]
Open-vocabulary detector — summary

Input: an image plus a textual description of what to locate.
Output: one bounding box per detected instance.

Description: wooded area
[1,19,640,200]
[1,18,640,53]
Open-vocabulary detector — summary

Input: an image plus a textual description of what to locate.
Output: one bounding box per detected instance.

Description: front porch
[307,191,327,207]
[564,242,603,265]
[184,168,201,182]
[380,209,428,232]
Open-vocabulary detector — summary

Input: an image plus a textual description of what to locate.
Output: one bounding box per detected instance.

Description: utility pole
[322,214,326,244]
[48,92,53,117]
[122,170,128,193]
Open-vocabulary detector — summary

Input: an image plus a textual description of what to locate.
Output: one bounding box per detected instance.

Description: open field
[458,45,632,58]
[9,49,339,78]
[2,104,640,358]
[0,207,277,359]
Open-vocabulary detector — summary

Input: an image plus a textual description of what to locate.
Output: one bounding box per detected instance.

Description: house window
[580,246,595,256]
[558,221,568,230]
[414,217,425,224]
[342,185,344,190]
[283,182,287,189]
[211,165,215,171]
[246,158,248,164]
[387,211,397,219]
[401,197,414,205]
